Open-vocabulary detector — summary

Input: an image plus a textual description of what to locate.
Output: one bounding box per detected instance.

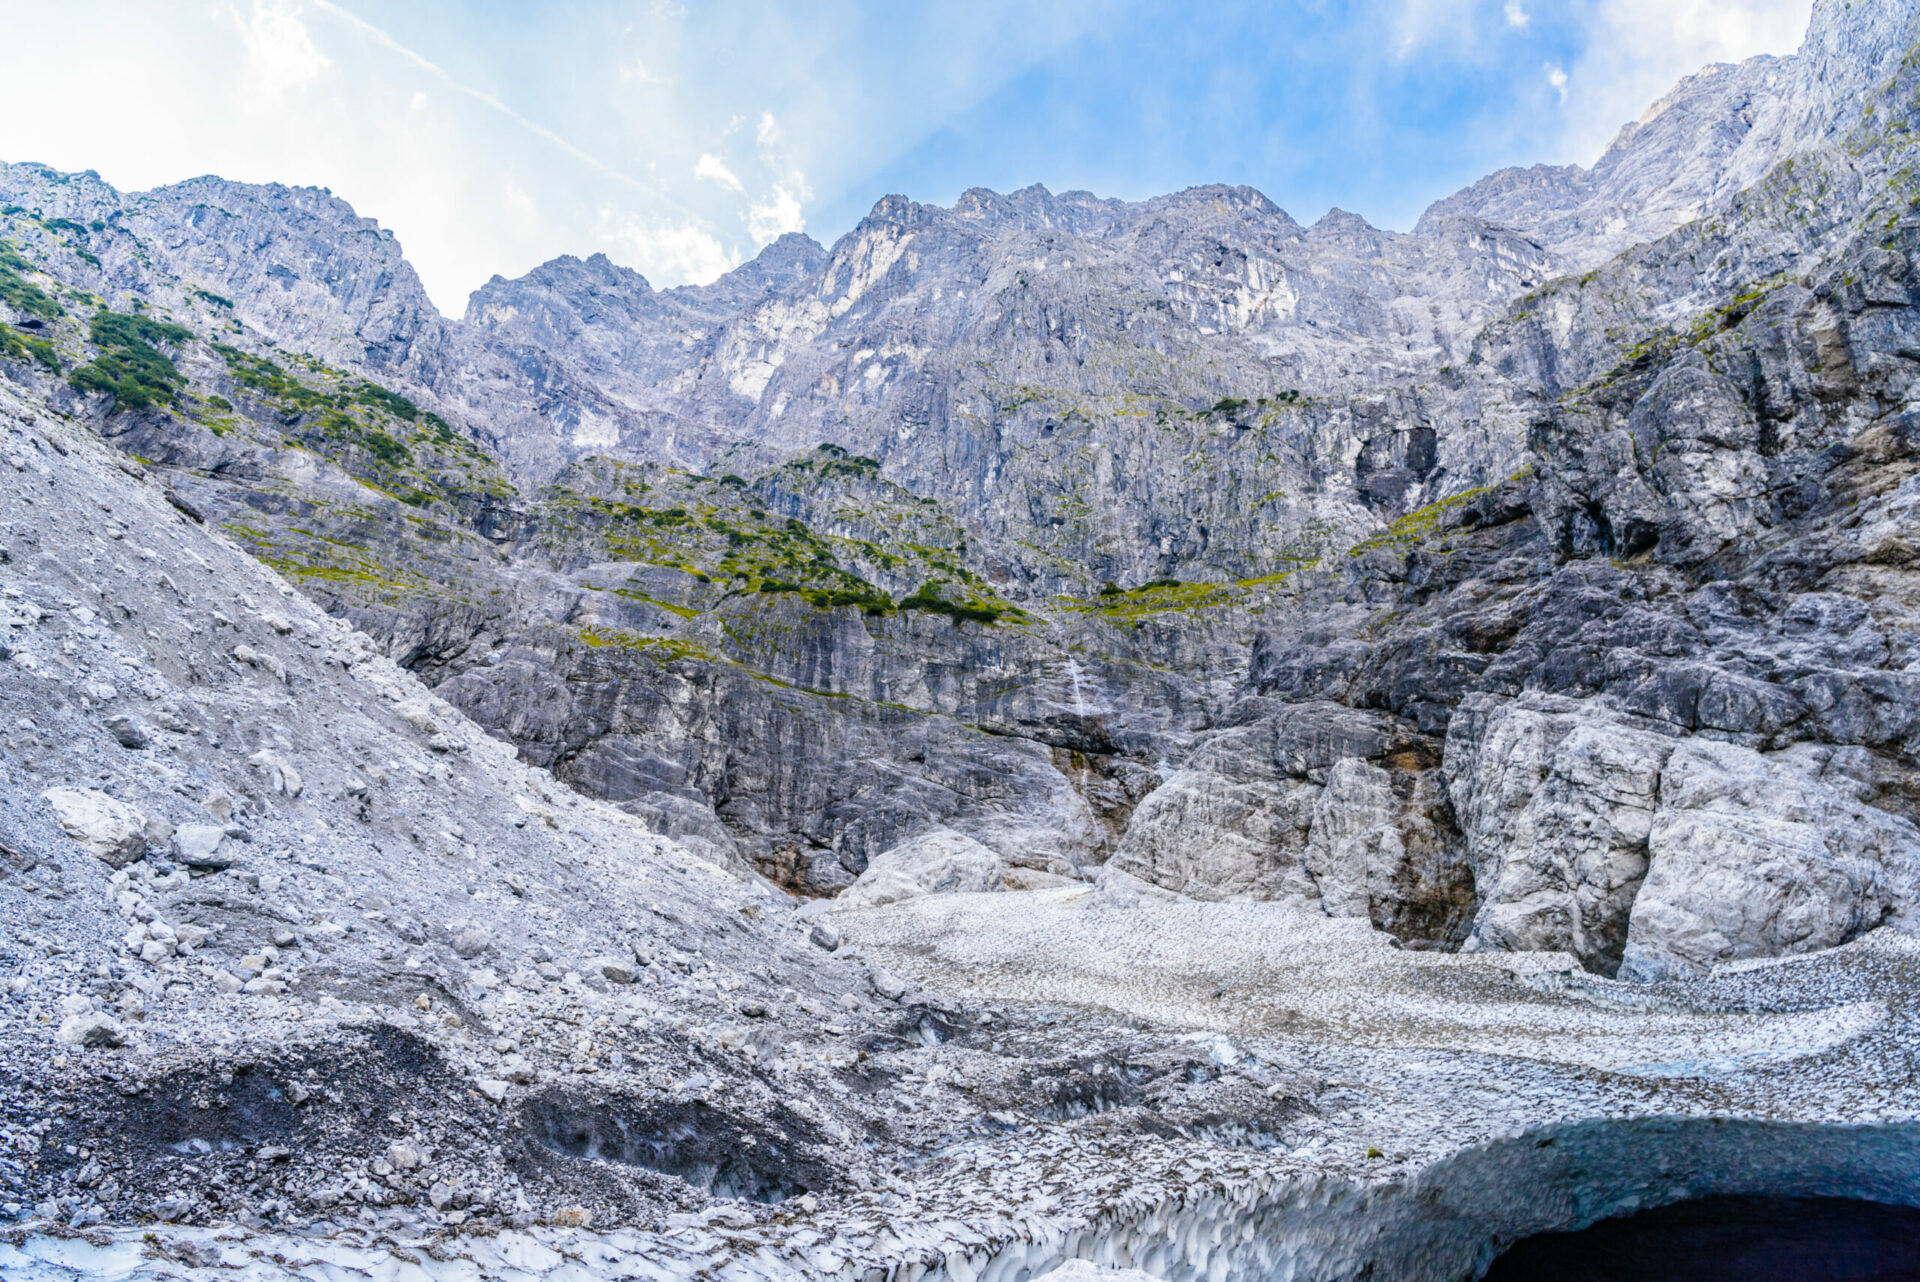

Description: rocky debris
[39,788,146,867]
[0,375,912,1243]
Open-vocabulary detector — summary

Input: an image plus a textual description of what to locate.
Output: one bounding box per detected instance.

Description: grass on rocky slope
[206,341,515,510]
[1059,564,1319,625]
[0,323,58,371]
[69,311,193,411]
[543,455,1031,626]
[0,242,63,320]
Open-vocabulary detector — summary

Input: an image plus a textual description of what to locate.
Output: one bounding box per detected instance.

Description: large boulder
[1445,695,1674,974]
[172,824,236,871]
[834,829,1004,910]
[1620,740,1920,980]
[1108,724,1318,902]
[42,787,147,867]
[1109,707,1475,940]
[1447,692,1920,980]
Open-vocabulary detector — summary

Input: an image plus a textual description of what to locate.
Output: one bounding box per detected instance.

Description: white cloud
[307,0,655,197]
[602,210,738,285]
[228,0,330,99]
[1554,0,1812,160]
[1390,0,1477,58]
[618,58,665,86]
[1590,0,1810,64]
[1546,62,1568,101]
[695,153,744,191]
[738,111,812,246]
[1503,1,1529,29]
[748,186,806,242]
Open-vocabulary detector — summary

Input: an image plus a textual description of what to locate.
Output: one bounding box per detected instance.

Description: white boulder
[836,829,1003,910]
[172,823,234,869]
[1621,740,1920,980]
[57,1012,127,1048]
[42,787,148,867]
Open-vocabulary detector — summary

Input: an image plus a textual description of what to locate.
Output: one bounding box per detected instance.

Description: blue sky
[0,0,1812,313]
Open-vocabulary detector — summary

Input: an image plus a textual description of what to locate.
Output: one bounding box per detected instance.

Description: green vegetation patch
[611,588,702,619]
[238,527,450,606]
[1345,473,1523,558]
[212,342,334,411]
[899,579,1016,625]
[1071,577,1236,623]
[577,492,902,613]
[0,244,63,320]
[578,627,718,664]
[0,323,59,371]
[545,454,1026,624]
[208,340,508,503]
[69,310,193,410]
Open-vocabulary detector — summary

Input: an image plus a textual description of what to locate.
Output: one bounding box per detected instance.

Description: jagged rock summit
[3,0,1920,1276]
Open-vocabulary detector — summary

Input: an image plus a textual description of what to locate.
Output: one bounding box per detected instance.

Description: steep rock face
[0,167,450,376]
[434,620,1102,891]
[1445,695,1674,974]
[1229,58,1920,973]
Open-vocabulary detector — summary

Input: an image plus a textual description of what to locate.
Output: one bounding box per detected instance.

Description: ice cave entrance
[1481,1195,1920,1281]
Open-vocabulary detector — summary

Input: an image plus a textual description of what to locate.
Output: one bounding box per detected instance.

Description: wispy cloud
[306,0,657,197]
[745,111,811,244]
[601,208,737,284]
[227,0,330,100]
[1552,0,1812,159]
[1390,0,1478,59]
[695,153,744,191]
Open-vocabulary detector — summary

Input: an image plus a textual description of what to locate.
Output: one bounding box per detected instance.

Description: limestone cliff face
[0,0,1916,972]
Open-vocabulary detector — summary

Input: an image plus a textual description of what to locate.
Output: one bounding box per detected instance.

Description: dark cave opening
[1482,1195,1920,1282]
